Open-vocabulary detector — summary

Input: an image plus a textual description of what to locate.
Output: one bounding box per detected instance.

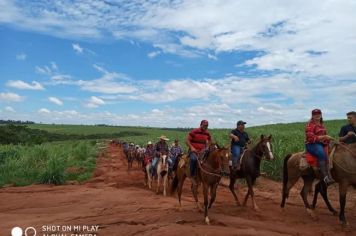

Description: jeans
[151,157,159,175]
[231,145,242,167]
[167,155,176,169]
[189,152,198,177]
[306,143,327,162]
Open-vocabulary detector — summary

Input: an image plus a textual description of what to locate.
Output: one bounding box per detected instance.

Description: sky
[0,0,355,128]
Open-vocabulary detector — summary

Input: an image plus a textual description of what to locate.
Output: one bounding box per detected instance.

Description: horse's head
[160,153,168,166]
[257,134,274,160]
[211,145,231,176]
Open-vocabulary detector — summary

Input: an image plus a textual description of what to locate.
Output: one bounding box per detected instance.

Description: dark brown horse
[281,142,356,227]
[171,144,230,224]
[229,135,274,210]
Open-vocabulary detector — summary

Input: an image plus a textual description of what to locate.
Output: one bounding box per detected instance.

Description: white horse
[145,161,152,189]
[156,154,169,196]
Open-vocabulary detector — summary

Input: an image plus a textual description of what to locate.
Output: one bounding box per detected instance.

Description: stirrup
[324,176,335,186]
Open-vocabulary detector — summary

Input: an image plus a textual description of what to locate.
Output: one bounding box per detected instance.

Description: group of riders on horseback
[122,109,355,187]
[120,109,355,225]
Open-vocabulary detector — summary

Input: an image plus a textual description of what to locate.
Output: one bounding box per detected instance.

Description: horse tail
[170,174,179,195]
[281,153,292,208]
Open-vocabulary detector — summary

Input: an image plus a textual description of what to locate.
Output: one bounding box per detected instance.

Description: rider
[186,120,211,178]
[339,111,356,144]
[151,135,169,177]
[230,120,251,171]
[168,139,183,171]
[305,109,335,186]
[144,141,155,166]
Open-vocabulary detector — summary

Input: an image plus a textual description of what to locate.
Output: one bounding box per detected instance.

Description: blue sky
[0,0,355,128]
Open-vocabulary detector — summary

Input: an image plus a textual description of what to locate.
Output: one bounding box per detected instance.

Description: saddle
[143,155,152,166]
[299,145,336,170]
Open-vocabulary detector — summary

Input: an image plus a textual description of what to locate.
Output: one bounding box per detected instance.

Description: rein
[334,141,356,158]
[196,150,223,178]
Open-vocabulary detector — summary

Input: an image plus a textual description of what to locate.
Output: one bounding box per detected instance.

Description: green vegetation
[0,124,147,145]
[0,119,346,187]
[0,141,99,186]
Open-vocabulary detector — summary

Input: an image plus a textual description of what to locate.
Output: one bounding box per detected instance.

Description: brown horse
[229,135,274,210]
[126,148,135,170]
[281,142,356,227]
[312,142,356,227]
[171,144,230,224]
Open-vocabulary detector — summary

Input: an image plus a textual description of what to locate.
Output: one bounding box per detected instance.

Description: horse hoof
[306,208,318,220]
[341,221,350,231]
[205,217,210,225]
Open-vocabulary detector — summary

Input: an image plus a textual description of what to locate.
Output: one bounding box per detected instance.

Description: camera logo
[11,226,37,236]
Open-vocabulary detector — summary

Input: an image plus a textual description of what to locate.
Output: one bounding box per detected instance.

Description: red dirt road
[1,144,355,236]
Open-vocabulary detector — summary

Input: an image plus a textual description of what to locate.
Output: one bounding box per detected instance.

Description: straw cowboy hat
[147,141,152,145]
[158,135,169,141]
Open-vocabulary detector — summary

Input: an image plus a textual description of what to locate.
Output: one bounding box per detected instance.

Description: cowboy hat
[157,135,169,141]
[147,141,152,145]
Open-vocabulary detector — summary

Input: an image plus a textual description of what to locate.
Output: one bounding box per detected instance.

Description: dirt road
[1,144,355,236]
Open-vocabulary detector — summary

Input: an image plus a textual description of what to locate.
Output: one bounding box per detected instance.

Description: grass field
[0,119,347,187]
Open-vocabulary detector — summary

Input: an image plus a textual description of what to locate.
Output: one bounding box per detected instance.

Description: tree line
[0,124,147,145]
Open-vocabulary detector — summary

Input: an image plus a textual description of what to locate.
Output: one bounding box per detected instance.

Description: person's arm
[230,131,239,142]
[338,126,355,142]
[186,132,197,152]
[305,122,319,143]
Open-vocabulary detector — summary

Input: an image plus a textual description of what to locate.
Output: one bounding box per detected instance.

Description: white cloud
[6,80,44,90]
[0,92,23,102]
[48,97,63,106]
[38,108,50,114]
[2,0,355,78]
[36,65,53,75]
[16,53,26,60]
[72,43,83,53]
[5,106,15,112]
[85,96,105,108]
[148,51,161,58]
[207,54,217,60]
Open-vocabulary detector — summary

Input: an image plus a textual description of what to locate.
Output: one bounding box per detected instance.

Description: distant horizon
[1,1,355,128]
[1,118,346,130]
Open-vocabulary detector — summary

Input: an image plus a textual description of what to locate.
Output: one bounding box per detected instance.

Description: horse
[229,135,274,211]
[144,157,153,189]
[171,144,230,224]
[281,142,356,227]
[156,153,169,196]
[135,148,145,168]
[126,148,135,170]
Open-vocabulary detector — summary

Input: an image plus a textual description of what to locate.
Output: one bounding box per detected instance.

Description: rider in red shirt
[305,109,335,186]
[186,120,211,177]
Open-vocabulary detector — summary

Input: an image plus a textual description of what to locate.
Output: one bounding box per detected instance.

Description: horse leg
[281,154,302,208]
[243,176,253,207]
[229,176,241,206]
[163,173,167,197]
[249,178,259,211]
[191,179,202,212]
[208,183,219,209]
[312,181,337,215]
[156,167,161,194]
[339,181,349,228]
[300,176,317,219]
[203,184,210,224]
[177,174,186,211]
[146,165,152,189]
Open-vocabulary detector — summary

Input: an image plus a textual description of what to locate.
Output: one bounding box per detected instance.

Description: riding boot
[319,160,335,186]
